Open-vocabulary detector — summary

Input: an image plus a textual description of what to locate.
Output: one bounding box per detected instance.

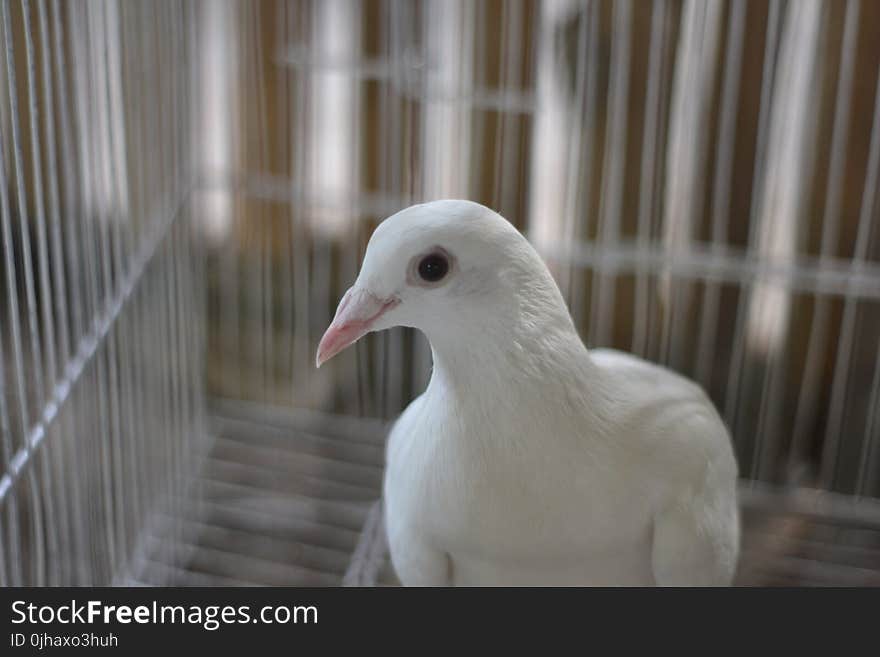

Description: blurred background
[1,0,879,587]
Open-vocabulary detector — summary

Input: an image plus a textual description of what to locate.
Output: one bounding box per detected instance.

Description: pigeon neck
[424,310,589,400]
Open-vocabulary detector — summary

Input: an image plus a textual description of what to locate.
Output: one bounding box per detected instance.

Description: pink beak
[316,287,399,368]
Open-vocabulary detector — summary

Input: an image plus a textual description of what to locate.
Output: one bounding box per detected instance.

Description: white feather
[345,200,739,585]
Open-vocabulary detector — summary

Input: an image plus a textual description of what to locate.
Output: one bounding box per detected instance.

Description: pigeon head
[316,199,566,368]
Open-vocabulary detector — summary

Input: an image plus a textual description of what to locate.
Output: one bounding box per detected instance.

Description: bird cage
[1,0,879,587]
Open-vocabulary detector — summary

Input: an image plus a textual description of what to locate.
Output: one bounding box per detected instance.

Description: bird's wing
[649,412,740,586]
[589,348,707,401]
[590,349,739,585]
[651,492,739,585]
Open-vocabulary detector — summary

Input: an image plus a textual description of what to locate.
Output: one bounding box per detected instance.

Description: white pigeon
[316,200,739,586]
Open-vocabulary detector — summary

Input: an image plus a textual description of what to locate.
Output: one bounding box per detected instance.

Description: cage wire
[0,0,879,587]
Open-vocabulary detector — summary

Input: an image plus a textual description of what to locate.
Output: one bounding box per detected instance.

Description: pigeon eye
[417,253,449,283]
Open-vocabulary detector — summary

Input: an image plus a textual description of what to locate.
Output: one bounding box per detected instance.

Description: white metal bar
[86,0,119,577]
[747,0,824,483]
[0,8,25,589]
[790,0,861,474]
[723,0,782,430]
[490,0,510,213]
[112,0,140,568]
[0,301,21,586]
[50,0,90,583]
[535,238,880,301]
[21,0,64,585]
[36,0,75,583]
[3,0,45,417]
[632,0,668,357]
[498,0,524,219]
[660,0,723,370]
[68,0,109,580]
[96,0,128,576]
[560,0,594,331]
[290,1,311,394]
[590,0,633,348]
[1,0,46,585]
[378,0,403,420]
[694,0,747,389]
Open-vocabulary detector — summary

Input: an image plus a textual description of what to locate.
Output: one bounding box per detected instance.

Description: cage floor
[126,401,391,586]
[127,402,880,587]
